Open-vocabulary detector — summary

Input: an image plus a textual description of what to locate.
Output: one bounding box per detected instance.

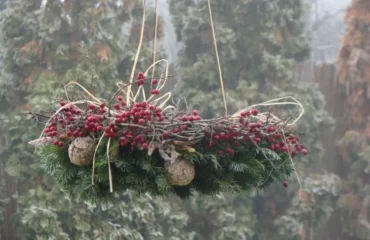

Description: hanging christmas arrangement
[28,0,308,203]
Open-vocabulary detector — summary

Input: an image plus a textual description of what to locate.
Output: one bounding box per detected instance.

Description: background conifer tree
[168,0,337,239]
[0,0,192,239]
[336,0,370,239]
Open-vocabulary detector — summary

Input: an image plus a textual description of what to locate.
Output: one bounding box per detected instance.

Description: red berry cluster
[44,72,168,147]
[137,71,146,86]
[42,71,308,160]
[170,110,202,134]
[103,98,166,149]
[204,109,308,158]
[135,71,161,96]
[45,103,88,147]
[136,71,161,95]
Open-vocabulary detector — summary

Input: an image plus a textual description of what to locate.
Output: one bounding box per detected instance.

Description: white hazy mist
[152,0,353,64]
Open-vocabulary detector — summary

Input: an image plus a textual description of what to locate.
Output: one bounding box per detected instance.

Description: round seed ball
[68,137,96,166]
[164,159,195,186]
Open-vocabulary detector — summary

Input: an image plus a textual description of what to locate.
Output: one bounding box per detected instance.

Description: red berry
[301,149,308,155]
[58,142,64,147]
[182,125,188,131]
[162,131,169,138]
[104,132,111,138]
[283,181,288,188]
[78,132,84,137]
[60,101,67,106]
[142,143,148,149]
[89,104,96,110]
[251,109,259,116]
[152,79,158,84]
[172,127,180,134]
[275,133,282,139]
[53,140,59,145]
[192,110,198,115]
[117,96,123,101]
[100,103,105,108]
[295,145,302,151]
[290,151,297,158]
[151,89,159,95]
[121,101,127,106]
[138,119,145,125]
[97,126,103,131]
[114,104,121,110]
[120,136,127,142]
[226,147,235,156]
[241,111,249,117]
[60,134,67,140]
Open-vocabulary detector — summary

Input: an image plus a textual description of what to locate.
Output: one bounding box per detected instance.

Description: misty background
[1,0,368,240]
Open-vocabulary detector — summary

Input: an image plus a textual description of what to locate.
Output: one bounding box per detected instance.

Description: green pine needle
[37,138,295,203]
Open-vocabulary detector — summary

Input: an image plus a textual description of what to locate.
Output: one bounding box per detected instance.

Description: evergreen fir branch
[114,159,134,173]
[155,175,172,194]
[228,162,250,173]
[36,127,297,202]
[260,147,281,161]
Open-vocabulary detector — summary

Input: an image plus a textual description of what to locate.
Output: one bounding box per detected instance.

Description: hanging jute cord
[207,0,228,116]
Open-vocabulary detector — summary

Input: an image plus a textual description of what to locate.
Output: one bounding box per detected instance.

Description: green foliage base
[39,140,294,203]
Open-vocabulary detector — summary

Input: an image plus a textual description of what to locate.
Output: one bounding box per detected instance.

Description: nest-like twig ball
[164,159,195,186]
[68,137,96,166]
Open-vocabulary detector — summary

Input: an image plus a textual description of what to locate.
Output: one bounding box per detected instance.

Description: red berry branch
[29,72,308,162]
